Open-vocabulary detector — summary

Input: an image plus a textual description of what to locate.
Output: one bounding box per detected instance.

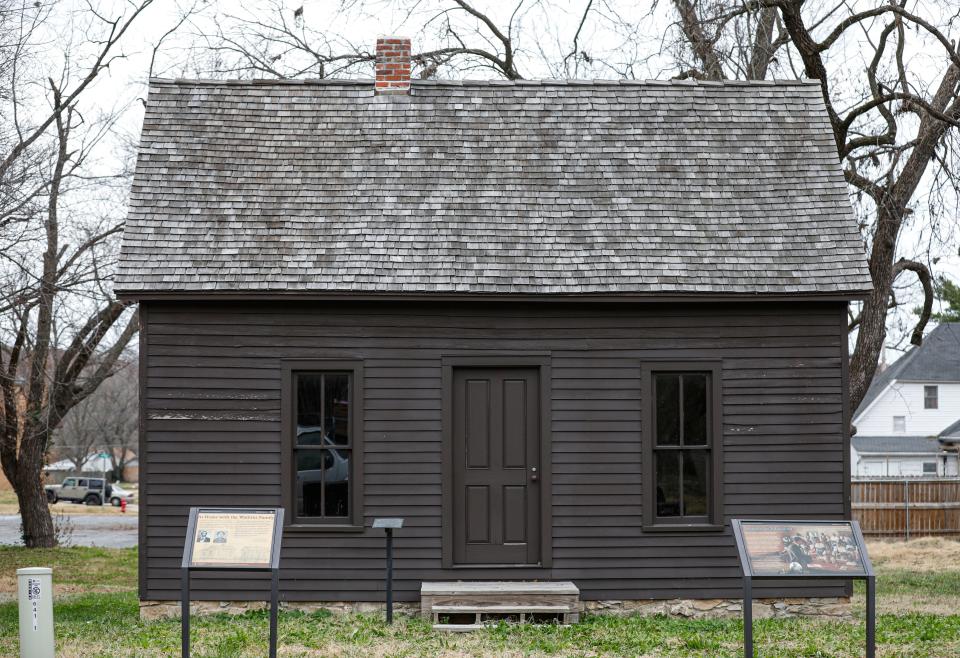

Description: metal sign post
[180,507,284,658]
[373,518,404,624]
[732,519,875,658]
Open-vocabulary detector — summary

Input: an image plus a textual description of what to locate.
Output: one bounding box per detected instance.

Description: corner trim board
[138,303,150,599]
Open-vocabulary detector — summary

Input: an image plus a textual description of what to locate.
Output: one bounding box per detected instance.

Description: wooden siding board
[141,300,848,602]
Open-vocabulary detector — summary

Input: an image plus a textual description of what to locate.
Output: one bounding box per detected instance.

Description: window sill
[643,522,726,533]
[284,523,365,533]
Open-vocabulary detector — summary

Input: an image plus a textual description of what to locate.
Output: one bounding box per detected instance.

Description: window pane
[297,429,325,446]
[655,451,681,517]
[682,374,708,446]
[325,449,350,517]
[297,374,324,445]
[925,386,938,409]
[683,450,708,516]
[655,374,680,446]
[893,416,906,433]
[325,374,351,445]
[296,451,329,517]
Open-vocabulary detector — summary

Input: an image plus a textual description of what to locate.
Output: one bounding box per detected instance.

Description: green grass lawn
[0,545,136,595]
[0,542,959,657]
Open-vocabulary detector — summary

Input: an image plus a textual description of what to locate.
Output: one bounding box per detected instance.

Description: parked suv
[45,477,112,506]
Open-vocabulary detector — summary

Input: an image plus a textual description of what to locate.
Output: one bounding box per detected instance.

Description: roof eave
[854,451,941,456]
[115,289,873,304]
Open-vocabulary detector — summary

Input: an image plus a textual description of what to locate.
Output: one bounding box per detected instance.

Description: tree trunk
[849,280,889,415]
[849,207,899,414]
[14,457,55,547]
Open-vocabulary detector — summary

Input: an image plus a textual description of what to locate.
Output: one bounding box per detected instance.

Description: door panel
[452,367,540,565]
[465,486,490,543]
[465,380,490,468]
[502,486,527,543]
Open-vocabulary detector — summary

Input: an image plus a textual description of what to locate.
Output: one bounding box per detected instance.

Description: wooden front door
[452,367,541,566]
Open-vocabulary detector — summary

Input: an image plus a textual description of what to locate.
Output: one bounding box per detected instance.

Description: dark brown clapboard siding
[141,300,849,602]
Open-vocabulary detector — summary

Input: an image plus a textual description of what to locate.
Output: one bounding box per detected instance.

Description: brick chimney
[375,37,411,95]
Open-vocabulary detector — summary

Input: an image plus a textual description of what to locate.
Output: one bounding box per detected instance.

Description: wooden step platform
[421,581,581,631]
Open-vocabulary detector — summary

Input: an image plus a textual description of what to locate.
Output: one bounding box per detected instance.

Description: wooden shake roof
[116,78,871,298]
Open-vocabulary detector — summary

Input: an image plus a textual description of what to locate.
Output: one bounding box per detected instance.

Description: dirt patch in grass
[841,538,960,616]
[867,537,960,572]
[865,592,960,617]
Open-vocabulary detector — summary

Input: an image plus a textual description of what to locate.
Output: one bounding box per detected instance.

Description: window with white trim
[893,416,906,433]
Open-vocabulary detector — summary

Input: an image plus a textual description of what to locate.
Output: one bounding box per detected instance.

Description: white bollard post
[17,567,54,658]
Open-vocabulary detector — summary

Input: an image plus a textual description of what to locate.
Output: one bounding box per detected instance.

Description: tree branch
[671,0,726,80]
[894,258,933,346]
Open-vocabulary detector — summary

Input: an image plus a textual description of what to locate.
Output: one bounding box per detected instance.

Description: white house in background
[850,435,957,477]
[44,452,114,475]
[852,323,960,477]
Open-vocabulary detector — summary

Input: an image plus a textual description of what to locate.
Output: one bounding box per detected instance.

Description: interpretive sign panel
[736,520,867,577]
[180,508,284,658]
[732,519,875,658]
[188,509,279,569]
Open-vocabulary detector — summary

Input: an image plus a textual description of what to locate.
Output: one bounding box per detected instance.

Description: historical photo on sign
[190,510,277,568]
[739,522,866,577]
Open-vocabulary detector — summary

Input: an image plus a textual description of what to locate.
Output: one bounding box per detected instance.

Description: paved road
[0,513,138,548]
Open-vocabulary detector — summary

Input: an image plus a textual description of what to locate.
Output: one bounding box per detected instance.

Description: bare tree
[95,360,138,481]
[197,0,620,81]
[0,1,156,547]
[656,0,960,417]
[53,357,137,480]
[56,394,104,474]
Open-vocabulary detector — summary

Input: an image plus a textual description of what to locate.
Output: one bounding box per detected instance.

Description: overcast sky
[47,0,960,361]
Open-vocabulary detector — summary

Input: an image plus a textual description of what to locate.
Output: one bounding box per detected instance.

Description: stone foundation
[140,597,850,621]
[140,599,422,621]
[584,597,852,620]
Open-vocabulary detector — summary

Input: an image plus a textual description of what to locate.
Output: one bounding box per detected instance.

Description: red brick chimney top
[375,37,411,95]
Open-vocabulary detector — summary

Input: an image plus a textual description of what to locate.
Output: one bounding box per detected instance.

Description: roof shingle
[115,78,872,296]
